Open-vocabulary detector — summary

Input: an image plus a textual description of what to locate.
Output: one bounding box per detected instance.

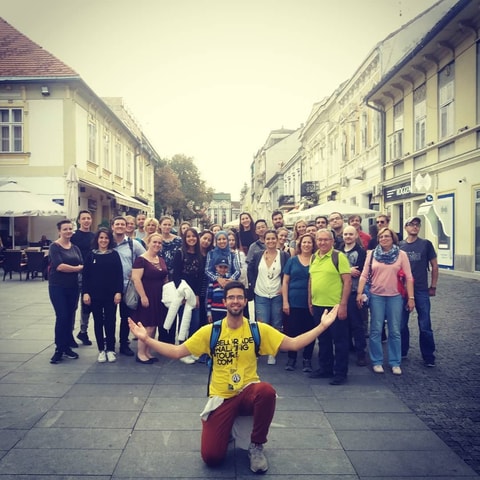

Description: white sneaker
[267,355,276,365]
[180,355,196,364]
[391,366,402,375]
[97,351,107,363]
[106,351,117,363]
[248,443,268,473]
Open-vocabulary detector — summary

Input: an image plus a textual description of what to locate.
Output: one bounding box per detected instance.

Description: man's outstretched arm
[128,318,190,359]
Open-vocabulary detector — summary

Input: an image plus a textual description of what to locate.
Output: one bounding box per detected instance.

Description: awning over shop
[113,190,148,211]
[80,180,149,212]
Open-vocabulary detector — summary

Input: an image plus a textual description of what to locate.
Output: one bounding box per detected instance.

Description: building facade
[0,18,158,244]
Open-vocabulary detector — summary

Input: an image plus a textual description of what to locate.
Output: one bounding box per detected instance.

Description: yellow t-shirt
[184,319,284,398]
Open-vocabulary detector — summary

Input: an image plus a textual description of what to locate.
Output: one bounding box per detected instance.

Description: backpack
[206,319,261,396]
[310,249,340,271]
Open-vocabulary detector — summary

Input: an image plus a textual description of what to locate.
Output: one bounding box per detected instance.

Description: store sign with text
[384,181,412,202]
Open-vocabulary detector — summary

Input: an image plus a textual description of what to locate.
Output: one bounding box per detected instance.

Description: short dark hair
[111,216,127,225]
[56,219,73,230]
[223,281,247,299]
[92,227,114,249]
[348,214,362,223]
[271,210,283,219]
[77,210,91,220]
[255,219,267,228]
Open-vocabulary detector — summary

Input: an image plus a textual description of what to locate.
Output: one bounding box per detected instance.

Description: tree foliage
[154,154,213,222]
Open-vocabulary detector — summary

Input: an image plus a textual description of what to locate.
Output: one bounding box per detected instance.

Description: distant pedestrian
[400,216,438,367]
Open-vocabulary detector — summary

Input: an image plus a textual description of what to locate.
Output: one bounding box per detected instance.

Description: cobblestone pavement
[376,272,480,474]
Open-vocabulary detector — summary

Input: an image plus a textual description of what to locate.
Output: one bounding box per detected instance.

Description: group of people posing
[45,207,438,473]
[48,208,438,380]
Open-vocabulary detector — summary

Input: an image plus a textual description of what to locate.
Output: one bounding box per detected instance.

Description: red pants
[201,382,276,466]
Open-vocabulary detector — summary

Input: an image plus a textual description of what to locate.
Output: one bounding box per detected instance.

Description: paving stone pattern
[0,272,478,479]
[377,273,480,475]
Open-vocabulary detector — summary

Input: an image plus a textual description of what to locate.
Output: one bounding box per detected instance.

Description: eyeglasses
[378,234,392,239]
[376,220,386,224]
[406,222,420,227]
[226,295,245,301]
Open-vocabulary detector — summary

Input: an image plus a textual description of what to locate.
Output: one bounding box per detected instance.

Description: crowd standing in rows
[46,208,438,473]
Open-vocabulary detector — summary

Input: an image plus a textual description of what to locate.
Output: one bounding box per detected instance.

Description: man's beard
[226,305,244,317]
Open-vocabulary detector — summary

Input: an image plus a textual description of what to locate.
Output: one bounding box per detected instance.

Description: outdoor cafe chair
[25,250,47,280]
[2,250,27,281]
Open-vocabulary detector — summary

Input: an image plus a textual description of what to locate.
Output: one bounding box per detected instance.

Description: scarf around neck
[373,244,400,264]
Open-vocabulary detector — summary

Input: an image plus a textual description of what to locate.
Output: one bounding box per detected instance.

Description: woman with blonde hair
[290,219,307,250]
[130,233,169,363]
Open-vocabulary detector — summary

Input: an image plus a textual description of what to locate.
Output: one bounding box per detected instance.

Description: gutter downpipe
[366,101,386,186]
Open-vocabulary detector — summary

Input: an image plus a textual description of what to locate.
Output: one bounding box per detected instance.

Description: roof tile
[0,17,78,78]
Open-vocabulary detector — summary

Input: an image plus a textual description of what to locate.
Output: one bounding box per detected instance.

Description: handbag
[397,268,409,299]
[124,279,139,310]
[363,252,374,305]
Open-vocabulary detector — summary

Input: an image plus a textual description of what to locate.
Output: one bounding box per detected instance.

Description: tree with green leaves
[154,154,213,222]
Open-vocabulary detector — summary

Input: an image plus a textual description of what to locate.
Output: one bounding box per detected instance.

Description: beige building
[366,0,480,273]
[0,18,158,245]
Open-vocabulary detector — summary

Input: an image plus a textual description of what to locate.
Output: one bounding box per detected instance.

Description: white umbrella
[0,181,66,216]
[0,180,65,248]
[291,200,378,222]
[65,165,79,224]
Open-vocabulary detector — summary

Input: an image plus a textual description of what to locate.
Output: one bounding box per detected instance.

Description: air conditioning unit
[372,184,382,197]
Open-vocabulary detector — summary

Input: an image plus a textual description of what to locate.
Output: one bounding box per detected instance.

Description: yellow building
[0,18,158,245]
[366,0,480,273]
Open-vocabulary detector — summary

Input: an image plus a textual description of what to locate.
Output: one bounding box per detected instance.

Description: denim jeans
[49,285,79,351]
[313,305,349,377]
[369,294,403,367]
[401,289,436,363]
[254,294,283,330]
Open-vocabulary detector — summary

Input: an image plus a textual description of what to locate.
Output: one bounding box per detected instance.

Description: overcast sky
[1,0,438,199]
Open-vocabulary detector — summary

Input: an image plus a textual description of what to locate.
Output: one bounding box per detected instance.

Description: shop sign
[384,181,412,202]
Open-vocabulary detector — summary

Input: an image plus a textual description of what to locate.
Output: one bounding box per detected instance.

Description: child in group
[206,259,230,323]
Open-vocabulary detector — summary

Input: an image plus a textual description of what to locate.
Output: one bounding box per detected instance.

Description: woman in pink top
[356,227,414,375]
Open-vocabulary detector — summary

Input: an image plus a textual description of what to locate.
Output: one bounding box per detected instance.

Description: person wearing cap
[399,216,438,367]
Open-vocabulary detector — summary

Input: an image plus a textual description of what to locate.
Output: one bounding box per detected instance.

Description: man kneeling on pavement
[128,281,338,474]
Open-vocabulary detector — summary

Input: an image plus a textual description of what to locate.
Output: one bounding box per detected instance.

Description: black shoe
[302,359,313,373]
[135,355,154,364]
[77,332,92,346]
[63,348,79,359]
[120,345,135,356]
[356,353,367,367]
[50,350,63,364]
[69,339,79,348]
[148,357,159,363]
[309,369,333,379]
[285,359,296,371]
[329,375,347,386]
